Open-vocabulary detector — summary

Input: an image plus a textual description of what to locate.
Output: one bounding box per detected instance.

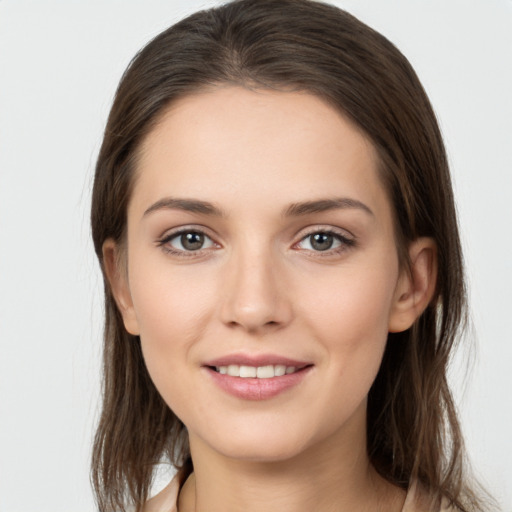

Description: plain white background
[0,1,510,510]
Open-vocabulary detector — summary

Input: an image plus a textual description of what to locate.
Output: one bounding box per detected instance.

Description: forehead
[131,86,388,221]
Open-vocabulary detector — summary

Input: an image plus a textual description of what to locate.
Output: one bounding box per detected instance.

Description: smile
[205,364,313,400]
[213,364,300,378]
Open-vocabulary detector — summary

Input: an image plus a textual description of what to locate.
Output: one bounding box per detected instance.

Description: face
[107,87,424,463]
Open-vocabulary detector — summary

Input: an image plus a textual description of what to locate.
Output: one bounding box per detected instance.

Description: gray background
[1,1,511,510]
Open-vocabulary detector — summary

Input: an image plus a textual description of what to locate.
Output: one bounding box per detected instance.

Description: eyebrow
[143,196,374,218]
[283,198,374,217]
[143,197,224,217]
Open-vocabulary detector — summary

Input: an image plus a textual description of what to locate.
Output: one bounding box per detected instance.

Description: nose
[219,244,293,334]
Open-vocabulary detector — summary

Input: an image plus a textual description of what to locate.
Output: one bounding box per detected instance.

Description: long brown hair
[91,1,486,510]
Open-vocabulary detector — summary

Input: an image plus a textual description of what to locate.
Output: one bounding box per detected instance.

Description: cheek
[297,259,398,399]
[130,258,214,340]
[290,264,397,432]
[301,260,398,342]
[126,258,218,408]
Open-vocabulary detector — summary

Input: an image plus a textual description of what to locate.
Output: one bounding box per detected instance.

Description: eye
[296,230,354,253]
[159,229,216,254]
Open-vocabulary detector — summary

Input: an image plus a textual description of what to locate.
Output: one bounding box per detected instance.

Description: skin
[104,87,437,512]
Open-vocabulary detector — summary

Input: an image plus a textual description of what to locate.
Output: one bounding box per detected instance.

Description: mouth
[203,358,314,400]
[208,363,311,379]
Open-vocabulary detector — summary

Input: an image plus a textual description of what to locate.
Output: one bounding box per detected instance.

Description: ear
[102,239,140,336]
[388,237,437,333]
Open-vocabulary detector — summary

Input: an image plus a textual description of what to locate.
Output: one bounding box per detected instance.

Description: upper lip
[203,353,313,369]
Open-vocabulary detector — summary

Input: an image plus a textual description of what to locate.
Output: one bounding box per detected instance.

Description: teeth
[227,364,239,377]
[215,364,297,378]
[256,365,274,378]
[240,365,257,378]
[274,365,286,376]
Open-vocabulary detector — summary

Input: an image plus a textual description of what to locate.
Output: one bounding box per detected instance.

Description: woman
[90,1,491,510]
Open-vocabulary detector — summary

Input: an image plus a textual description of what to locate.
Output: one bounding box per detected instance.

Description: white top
[143,475,455,512]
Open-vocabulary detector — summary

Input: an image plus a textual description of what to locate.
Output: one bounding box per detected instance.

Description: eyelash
[294,227,356,257]
[157,227,218,258]
[156,226,356,258]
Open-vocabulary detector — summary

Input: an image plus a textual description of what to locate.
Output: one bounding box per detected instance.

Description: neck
[178,408,405,512]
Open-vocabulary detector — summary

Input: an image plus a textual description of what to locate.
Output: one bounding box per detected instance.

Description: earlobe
[388,238,437,333]
[102,239,140,336]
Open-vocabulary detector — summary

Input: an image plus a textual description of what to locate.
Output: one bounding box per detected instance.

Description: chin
[195,417,316,463]
[216,438,308,463]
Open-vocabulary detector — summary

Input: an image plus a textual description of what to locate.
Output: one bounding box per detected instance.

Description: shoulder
[143,476,180,512]
[144,475,461,512]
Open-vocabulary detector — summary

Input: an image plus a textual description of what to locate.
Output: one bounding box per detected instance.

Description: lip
[202,354,314,401]
[203,353,312,369]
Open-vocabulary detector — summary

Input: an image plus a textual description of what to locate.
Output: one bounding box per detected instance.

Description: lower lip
[204,366,313,400]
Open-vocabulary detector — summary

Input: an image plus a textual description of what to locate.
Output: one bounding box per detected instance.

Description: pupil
[181,232,204,250]
[311,233,333,251]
